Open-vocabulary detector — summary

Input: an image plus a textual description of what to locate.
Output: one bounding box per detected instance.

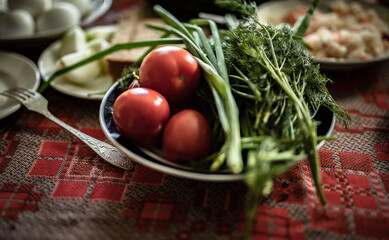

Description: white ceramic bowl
[0,0,112,50]
[0,50,40,119]
[99,81,336,181]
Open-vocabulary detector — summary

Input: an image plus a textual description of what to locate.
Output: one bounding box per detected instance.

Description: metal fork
[1,88,133,170]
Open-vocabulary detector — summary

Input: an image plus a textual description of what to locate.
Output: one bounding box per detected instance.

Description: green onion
[38,38,183,93]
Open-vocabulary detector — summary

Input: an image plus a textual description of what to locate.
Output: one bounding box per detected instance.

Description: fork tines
[1,88,36,102]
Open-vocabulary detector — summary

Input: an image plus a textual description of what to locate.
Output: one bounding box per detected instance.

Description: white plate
[99,81,336,181]
[0,0,112,49]
[0,51,40,119]
[257,0,389,71]
[38,39,113,100]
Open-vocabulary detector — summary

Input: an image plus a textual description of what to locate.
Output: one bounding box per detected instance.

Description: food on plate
[104,11,167,80]
[57,39,109,84]
[85,25,117,42]
[112,87,170,146]
[0,9,35,36]
[283,0,389,60]
[139,46,201,106]
[58,25,87,56]
[56,25,114,85]
[162,109,213,162]
[0,0,93,36]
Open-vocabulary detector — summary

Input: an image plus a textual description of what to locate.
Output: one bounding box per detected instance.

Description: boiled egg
[36,2,80,33]
[55,0,92,17]
[0,0,7,11]
[0,9,35,36]
[7,0,52,18]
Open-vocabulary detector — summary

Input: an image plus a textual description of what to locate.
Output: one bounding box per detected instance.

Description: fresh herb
[215,0,350,236]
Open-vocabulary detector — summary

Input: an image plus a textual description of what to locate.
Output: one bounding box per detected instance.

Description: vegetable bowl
[99,81,336,181]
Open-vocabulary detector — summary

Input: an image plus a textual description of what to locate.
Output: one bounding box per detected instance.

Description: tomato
[139,46,201,106]
[113,87,170,146]
[162,109,212,162]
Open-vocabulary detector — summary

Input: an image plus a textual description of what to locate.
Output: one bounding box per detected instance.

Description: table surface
[1,1,389,240]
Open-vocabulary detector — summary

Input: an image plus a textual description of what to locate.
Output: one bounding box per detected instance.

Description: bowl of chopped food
[257,0,389,71]
[0,0,112,50]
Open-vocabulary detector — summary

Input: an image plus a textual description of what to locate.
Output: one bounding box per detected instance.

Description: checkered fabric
[1,64,388,240]
[1,1,389,239]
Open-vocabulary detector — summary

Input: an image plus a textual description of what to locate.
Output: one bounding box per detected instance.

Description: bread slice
[105,10,166,80]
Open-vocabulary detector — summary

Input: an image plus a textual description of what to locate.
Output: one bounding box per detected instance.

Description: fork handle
[44,112,133,170]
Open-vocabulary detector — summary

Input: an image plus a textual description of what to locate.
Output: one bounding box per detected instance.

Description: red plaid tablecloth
[1,1,389,239]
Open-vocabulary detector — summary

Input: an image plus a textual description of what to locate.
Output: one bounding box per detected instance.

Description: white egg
[7,0,52,18]
[0,9,35,36]
[0,0,7,10]
[57,0,92,17]
[36,2,80,32]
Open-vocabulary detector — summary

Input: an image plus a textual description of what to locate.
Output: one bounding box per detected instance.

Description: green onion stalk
[38,38,183,93]
[148,6,244,173]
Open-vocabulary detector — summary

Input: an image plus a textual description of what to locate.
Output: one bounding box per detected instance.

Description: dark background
[146,0,267,19]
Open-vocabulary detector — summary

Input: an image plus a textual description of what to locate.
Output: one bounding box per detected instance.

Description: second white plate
[0,51,40,120]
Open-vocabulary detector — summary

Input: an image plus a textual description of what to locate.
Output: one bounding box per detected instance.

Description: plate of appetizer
[257,0,389,71]
[38,25,116,100]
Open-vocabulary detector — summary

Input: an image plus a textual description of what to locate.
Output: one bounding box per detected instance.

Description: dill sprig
[215,0,350,237]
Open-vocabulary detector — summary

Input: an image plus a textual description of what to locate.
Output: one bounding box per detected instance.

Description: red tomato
[162,109,212,162]
[113,87,170,146]
[139,46,201,106]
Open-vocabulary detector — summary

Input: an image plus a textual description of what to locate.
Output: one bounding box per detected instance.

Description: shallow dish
[0,0,112,50]
[38,39,113,100]
[257,0,389,71]
[0,51,40,120]
[99,81,336,181]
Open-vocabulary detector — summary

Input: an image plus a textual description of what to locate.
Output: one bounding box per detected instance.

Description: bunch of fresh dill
[209,0,350,235]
